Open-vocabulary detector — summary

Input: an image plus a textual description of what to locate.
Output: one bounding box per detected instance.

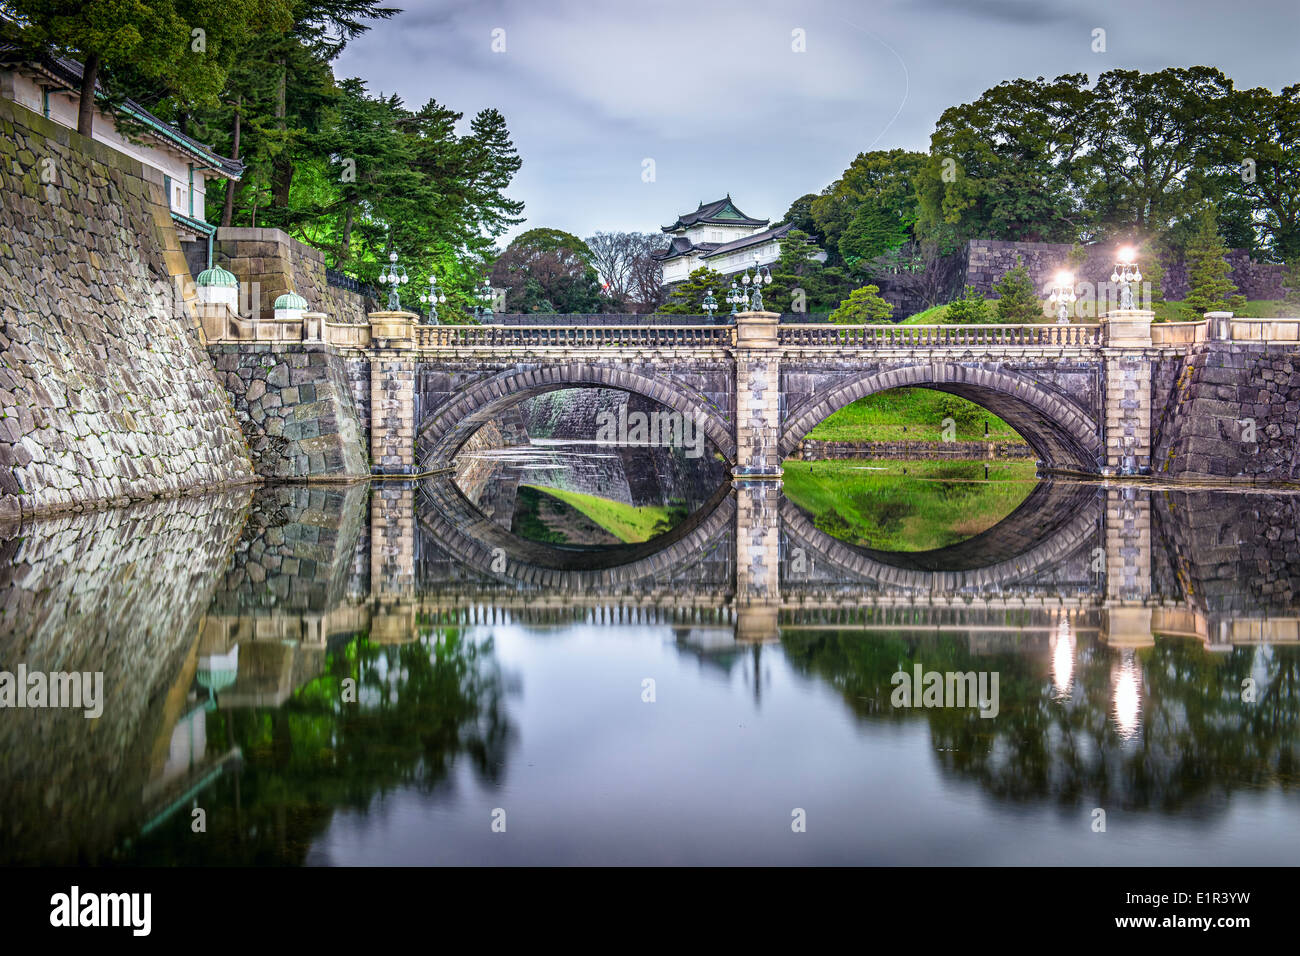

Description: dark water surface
[2,474,1298,865]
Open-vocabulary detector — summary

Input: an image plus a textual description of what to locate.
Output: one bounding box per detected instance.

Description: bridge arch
[415,478,736,593]
[780,363,1101,472]
[417,363,736,469]
[781,481,1103,593]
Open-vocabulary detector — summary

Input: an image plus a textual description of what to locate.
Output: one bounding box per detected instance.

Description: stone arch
[780,363,1101,472]
[417,363,735,469]
[415,478,736,593]
[781,481,1102,593]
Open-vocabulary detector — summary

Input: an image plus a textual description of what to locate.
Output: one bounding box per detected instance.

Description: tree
[829,285,894,324]
[1184,208,1246,314]
[811,149,925,265]
[1217,84,1300,261]
[993,257,1044,323]
[585,232,662,310]
[914,75,1090,245]
[1082,67,1233,238]
[659,266,726,315]
[945,285,992,323]
[491,229,601,315]
[839,204,909,272]
[779,193,823,243]
[5,0,292,136]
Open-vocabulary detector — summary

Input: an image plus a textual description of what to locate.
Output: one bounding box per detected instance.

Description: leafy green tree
[830,285,894,324]
[491,229,600,315]
[1184,208,1246,314]
[945,285,992,323]
[4,0,291,135]
[779,193,823,244]
[1082,67,1233,237]
[993,257,1044,323]
[914,75,1090,245]
[1217,84,1300,261]
[839,204,910,272]
[812,149,924,265]
[660,266,726,315]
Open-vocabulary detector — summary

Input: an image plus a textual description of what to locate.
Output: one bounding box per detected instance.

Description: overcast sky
[336,0,1300,245]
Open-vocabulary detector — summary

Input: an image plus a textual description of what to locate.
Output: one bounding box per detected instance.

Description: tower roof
[661,196,768,233]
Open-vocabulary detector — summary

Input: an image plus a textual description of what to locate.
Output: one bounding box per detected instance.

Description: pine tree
[946,285,992,323]
[993,256,1044,323]
[1185,208,1246,314]
[660,266,727,315]
[829,285,894,324]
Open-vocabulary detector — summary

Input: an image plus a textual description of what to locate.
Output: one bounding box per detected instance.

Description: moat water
[2,462,1298,865]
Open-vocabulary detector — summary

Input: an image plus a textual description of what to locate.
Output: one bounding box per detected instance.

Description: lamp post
[702,288,718,321]
[1111,246,1142,312]
[741,253,772,312]
[475,277,494,322]
[419,272,446,325]
[726,279,745,316]
[379,251,409,311]
[1048,271,1077,325]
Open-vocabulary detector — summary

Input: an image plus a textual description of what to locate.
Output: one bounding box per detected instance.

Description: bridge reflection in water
[2,478,1299,864]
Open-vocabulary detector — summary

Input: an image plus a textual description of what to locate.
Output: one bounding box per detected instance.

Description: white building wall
[3,71,210,220]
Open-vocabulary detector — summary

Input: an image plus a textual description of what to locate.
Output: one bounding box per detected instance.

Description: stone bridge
[204,307,1300,484]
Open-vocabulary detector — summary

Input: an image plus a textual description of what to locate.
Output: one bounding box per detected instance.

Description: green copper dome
[195,264,239,288]
[274,291,308,310]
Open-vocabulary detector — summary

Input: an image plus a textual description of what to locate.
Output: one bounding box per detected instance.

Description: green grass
[782,459,1039,551]
[805,387,1021,443]
[900,300,1000,324]
[521,485,684,543]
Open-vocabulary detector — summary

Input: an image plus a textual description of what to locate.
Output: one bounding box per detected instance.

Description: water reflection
[2,478,1299,864]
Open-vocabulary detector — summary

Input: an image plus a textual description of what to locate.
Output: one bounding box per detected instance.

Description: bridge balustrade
[412,324,734,349]
[778,323,1103,349]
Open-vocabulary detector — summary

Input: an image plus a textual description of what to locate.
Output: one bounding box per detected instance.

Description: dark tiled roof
[700,222,795,259]
[650,236,720,262]
[0,44,244,180]
[662,195,768,232]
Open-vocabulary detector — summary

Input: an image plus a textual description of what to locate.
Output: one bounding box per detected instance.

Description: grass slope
[521,485,684,543]
[782,459,1038,551]
[806,387,1020,443]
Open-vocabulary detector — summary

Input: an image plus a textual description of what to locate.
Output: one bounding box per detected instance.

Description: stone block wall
[0,98,254,519]
[963,239,1286,305]
[208,343,369,480]
[1154,342,1300,481]
[207,227,375,323]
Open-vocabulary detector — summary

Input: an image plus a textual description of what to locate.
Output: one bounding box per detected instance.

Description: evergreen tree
[993,256,1044,323]
[945,285,992,323]
[1185,208,1246,314]
[660,266,727,315]
[829,285,894,324]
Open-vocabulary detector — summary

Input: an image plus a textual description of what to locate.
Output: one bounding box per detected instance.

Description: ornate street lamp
[1111,246,1142,311]
[1048,270,1077,325]
[475,277,494,322]
[702,288,718,320]
[725,279,745,315]
[379,251,409,311]
[419,271,446,325]
[741,253,772,312]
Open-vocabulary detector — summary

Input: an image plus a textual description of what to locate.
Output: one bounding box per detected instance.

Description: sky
[335,0,1300,245]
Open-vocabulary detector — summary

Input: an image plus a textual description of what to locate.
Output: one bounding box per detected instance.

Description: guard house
[652,195,822,284]
[0,44,243,247]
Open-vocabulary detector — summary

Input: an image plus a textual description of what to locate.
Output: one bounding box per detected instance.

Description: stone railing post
[1204,311,1234,342]
[1099,309,1154,475]
[367,310,419,475]
[731,310,782,479]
